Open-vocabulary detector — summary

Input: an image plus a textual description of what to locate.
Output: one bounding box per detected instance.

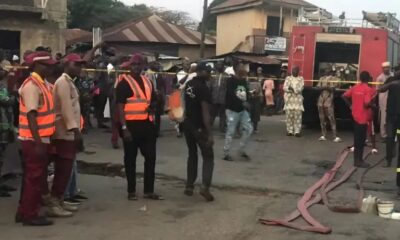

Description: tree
[67,0,151,30]
[201,0,227,35]
[151,7,198,30]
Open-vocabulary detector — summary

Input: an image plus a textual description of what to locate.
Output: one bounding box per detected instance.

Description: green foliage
[68,0,198,30]
[67,0,151,30]
[198,0,227,35]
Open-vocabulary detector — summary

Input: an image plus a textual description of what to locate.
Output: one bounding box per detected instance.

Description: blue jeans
[64,160,78,199]
[224,109,253,155]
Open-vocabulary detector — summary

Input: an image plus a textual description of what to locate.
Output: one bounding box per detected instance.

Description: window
[267,16,283,36]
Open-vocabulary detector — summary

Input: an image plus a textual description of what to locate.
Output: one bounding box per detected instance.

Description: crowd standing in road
[2,44,400,227]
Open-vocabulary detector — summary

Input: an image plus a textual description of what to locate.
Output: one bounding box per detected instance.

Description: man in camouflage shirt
[317,69,342,142]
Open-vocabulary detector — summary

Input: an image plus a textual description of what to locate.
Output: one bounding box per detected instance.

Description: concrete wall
[0,0,67,56]
[178,45,216,61]
[216,7,298,55]
[216,8,266,55]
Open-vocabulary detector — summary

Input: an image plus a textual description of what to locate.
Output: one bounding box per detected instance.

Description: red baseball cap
[25,51,57,66]
[63,53,86,63]
[119,53,145,68]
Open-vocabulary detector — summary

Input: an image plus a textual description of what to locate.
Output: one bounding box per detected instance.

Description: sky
[121,0,400,21]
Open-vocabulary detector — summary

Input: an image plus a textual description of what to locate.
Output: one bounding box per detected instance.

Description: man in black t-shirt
[223,62,253,161]
[183,63,214,202]
[116,54,163,201]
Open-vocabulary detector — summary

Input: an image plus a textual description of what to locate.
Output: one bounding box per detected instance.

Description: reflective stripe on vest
[19,76,55,138]
[121,74,153,121]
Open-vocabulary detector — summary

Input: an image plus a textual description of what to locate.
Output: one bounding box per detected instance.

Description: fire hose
[259,147,385,234]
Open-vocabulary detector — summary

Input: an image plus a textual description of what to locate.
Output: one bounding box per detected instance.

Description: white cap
[382,62,391,68]
[12,55,19,61]
[190,63,197,68]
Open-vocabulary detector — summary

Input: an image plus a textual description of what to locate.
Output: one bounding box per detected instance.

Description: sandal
[143,193,164,200]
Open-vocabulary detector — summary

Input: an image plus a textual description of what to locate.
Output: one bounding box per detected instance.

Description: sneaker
[294,133,301,138]
[199,188,214,202]
[223,155,234,162]
[319,136,327,141]
[333,137,342,143]
[64,198,82,205]
[45,205,73,218]
[61,201,78,212]
[43,195,73,218]
[184,188,194,196]
[240,152,251,160]
[286,132,294,137]
[23,217,53,226]
[73,192,88,201]
[128,192,138,201]
[0,190,11,197]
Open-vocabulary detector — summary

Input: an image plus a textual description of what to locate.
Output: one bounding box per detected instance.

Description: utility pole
[200,0,208,59]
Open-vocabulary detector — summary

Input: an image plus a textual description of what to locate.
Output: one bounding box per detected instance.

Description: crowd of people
[1,43,400,227]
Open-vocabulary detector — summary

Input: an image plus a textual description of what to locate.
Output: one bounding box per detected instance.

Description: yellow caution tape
[397,129,400,134]
[1,65,384,85]
[397,168,400,173]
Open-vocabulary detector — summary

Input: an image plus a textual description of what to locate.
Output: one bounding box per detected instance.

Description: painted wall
[216,8,266,55]
[0,0,67,55]
[178,45,216,61]
[216,7,298,55]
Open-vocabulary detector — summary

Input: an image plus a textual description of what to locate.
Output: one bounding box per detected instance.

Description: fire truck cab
[288,10,400,125]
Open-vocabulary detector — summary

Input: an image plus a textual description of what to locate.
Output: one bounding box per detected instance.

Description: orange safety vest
[121,74,153,121]
[19,75,56,138]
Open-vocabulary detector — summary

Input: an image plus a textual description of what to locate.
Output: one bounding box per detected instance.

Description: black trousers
[183,121,214,189]
[354,123,367,165]
[122,121,157,194]
[93,93,108,123]
[386,116,400,164]
[211,104,227,132]
[155,113,161,137]
[386,116,400,187]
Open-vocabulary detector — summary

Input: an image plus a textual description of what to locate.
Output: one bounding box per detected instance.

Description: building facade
[0,0,67,57]
[211,0,315,58]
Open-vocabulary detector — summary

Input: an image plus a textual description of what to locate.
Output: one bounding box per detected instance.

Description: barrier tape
[2,65,383,85]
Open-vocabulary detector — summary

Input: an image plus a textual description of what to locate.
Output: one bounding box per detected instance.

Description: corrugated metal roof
[1,0,34,7]
[211,0,316,13]
[64,29,92,45]
[72,15,216,46]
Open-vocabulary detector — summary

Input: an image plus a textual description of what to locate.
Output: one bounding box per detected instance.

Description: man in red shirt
[342,71,376,168]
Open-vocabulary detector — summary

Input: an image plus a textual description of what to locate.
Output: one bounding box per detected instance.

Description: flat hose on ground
[259,147,384,234]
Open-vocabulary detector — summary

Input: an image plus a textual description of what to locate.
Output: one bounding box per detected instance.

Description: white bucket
[377,200,395,219]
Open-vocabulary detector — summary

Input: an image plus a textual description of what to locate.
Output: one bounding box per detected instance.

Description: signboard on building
[265,37,287,52]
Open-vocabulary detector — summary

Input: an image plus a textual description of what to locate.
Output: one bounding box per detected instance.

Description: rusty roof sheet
[64,29,92,45]
[71,15,216,46]
[211,0,315,13]
[1,0,34,6]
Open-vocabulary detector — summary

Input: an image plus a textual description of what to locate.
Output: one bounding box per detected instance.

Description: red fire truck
[288,11,400,125]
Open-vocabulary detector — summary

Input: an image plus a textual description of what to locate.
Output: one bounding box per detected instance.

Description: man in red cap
[41,53,85,217]
[117,53,163,200]
[16,51,57,226]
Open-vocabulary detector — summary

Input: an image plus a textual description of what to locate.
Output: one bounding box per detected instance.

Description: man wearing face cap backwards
[116,53,163,201]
